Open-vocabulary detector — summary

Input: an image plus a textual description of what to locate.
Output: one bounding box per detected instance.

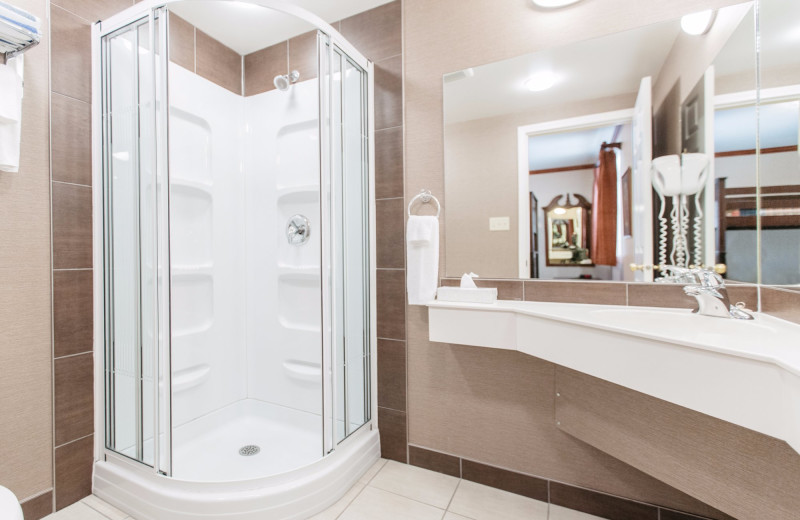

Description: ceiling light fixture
[680,10,716,36]
[531,0,583,8]
[524,71,558,92]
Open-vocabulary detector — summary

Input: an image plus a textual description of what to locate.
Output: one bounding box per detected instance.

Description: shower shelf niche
[172,177,213,193]
[277,184,319,202]
[172,364,212,393]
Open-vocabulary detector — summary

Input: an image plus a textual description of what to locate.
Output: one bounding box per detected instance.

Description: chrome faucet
[665,266,754,320]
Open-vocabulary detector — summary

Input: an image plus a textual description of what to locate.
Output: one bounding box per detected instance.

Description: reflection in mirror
[543,194,592,267]
[443,1,758,283]
[755,0,800,286]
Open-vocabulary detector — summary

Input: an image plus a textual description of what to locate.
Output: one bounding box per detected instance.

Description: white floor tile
[443,513,474,520]
[44,502,112,520]
[309,482,366,520]
[548,504,606,520]
[448,480,549,520]
[81,495,130,520]
[370,460,460,509]
[339,486,445,520]
[358,458,389,485]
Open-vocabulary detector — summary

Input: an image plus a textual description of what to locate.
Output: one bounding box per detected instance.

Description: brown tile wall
[337,1,407,463]
[168,14,242,95]
[242,25,321,96]
[48,0,136,513]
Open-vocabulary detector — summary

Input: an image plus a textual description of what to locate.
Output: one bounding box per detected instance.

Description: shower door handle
[287,215,311,245]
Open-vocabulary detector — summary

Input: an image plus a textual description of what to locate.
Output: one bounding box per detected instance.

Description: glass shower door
[322,37,372,446]
[100,10,171,474]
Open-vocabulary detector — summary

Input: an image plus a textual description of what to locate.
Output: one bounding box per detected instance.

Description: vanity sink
[586,307,783,352]
[427,299,800,454]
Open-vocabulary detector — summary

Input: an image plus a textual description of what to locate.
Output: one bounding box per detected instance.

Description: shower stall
[90,1,377,518]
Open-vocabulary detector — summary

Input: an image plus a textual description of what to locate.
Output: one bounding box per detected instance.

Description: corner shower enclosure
[91,1,377,518]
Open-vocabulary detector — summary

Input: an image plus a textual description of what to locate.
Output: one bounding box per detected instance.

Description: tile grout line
[334,460,388,519]
[54,432,93,450]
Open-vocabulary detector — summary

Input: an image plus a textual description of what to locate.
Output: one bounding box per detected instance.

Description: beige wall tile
[555,366,800,519]
[50,0,131,23]
[0,0,52,502]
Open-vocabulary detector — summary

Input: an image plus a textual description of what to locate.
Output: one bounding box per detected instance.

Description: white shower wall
[168,62,322,433]
[169,63,248,428]
[244,79,322,417]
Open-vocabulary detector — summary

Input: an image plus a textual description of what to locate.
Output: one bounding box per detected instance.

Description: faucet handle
[695,267,725,288]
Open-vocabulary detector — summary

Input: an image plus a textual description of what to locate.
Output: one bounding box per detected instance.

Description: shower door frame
[92,0,377,481]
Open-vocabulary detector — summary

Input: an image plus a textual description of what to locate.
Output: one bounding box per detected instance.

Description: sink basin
[587,307,781,351]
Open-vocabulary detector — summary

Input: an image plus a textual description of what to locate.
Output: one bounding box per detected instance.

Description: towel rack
[0,2,41,59]
[408,189,441,218]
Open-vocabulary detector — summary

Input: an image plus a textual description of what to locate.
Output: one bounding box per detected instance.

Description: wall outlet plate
[489,217,510,231]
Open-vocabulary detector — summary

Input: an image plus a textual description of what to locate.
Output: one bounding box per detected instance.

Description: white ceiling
[528,125,618,171]
[169,0,393,55]
[451,1,800,169]
[443,21,681,125]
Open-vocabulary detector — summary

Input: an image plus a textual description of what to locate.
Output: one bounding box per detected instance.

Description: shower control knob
[287,215,311,245]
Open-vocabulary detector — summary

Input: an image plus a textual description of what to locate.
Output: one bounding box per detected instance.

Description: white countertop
[427,299,800,453]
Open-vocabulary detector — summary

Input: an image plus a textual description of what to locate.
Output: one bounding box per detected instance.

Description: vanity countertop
[427,299,800,376]
[427,299,800,454]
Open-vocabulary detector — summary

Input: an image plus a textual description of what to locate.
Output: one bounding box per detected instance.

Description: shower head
[274,70,300,91]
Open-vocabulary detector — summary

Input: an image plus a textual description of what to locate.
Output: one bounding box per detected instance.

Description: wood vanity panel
[554,366,800,520]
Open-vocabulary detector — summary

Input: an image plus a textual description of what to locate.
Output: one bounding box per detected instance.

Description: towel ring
[408,189,441,218]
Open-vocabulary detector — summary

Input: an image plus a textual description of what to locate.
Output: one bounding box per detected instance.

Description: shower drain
[239,445,261,456]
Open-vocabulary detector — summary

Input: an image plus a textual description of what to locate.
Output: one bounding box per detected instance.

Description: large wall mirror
[443,0,799,285]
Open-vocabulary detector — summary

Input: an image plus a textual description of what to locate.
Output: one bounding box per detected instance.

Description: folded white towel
[407,216,439,305]
[407,215,436,243]
[0,57,23,172]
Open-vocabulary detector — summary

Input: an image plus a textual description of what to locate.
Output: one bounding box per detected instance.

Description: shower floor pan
[172,399,322,482]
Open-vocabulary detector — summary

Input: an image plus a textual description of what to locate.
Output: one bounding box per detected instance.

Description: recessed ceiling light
[681,10,715,35]
[524,71,558,92]
[531,0,583,8]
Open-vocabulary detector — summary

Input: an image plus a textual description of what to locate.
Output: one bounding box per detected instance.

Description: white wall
[244,79,323,418]
[168,63,248,428]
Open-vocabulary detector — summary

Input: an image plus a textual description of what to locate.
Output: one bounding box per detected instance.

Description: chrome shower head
[274,70,300,91]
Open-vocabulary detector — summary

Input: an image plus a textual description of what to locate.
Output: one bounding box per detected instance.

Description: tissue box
[436,286,497,303]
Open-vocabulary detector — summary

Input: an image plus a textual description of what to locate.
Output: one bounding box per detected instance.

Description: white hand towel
[407,216,439,305]
[0,57,23,173]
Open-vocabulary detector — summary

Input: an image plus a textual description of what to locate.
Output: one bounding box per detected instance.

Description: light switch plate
[489,217,510,231]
